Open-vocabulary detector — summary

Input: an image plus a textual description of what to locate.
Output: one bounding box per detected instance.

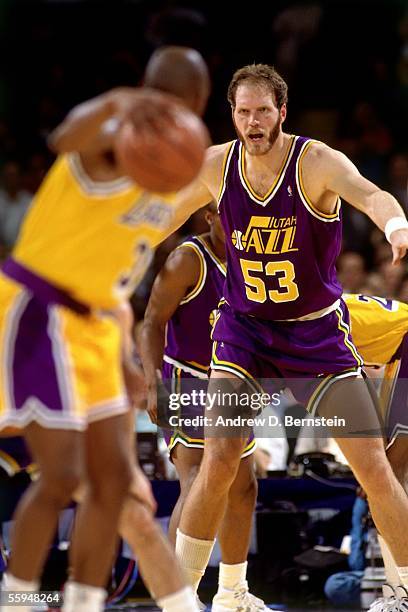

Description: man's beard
[234,115,282,155]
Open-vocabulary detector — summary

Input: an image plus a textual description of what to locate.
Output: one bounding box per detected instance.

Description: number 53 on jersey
[240,258,299,303]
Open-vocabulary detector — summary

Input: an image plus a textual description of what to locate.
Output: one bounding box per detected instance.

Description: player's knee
[358,455,395,496]
[203,449,241,488]
[180,464,200,496]
[229,469,258,506]
[121,498,157,542]
[91,456,133,502]
[40,466,81,506]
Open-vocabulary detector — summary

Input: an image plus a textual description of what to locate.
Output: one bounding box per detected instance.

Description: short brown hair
[227,64,288,110]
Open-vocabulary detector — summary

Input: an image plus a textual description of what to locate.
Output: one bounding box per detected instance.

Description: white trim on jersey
[237,136,297,207]
[68,152,134,196]
[295,139,341,223]
[217,142,236,211]
[194,235,227,277]
[178,241,208,305]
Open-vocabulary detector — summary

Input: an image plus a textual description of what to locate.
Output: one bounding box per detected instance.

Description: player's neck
[204,232,226,261]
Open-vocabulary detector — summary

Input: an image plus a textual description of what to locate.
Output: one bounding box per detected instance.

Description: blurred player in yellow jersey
[0,47,210,612]
[344,293,408,610]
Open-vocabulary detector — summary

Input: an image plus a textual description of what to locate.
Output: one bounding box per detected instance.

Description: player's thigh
[25,422,82,487]
[317,374,384,438]
[205,369,253,450]
[172,445,203,491]
[84,413,133,487]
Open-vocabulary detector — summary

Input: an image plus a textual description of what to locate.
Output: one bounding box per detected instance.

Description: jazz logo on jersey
[231,215,298,255]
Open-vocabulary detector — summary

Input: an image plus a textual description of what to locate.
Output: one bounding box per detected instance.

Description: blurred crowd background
[0,0,407,320]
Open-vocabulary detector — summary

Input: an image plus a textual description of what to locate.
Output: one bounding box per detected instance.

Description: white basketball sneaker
[388,585,408,611]
[212,580,282,611]
[367,584,397,611]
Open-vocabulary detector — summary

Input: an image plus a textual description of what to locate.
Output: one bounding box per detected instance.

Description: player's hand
[146,369,162,424]
[390,228,408,265]
[123,359,147,408]
[147,369,169,424]
[147,383,158,424]
[111,87,182,133]
[128,464,157,514]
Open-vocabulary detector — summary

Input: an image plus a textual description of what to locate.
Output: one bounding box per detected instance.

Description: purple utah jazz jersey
[218,136,343,320]
[164,235,226,374]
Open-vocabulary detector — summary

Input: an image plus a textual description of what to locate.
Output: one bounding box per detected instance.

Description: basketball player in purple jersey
[165,64,408,611]
[141,204,278,611]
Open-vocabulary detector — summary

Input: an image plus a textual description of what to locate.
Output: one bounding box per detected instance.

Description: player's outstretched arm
[139,246,202,422]
[48,87,180,154]
[169,142,231,231]
[305,144,408,264]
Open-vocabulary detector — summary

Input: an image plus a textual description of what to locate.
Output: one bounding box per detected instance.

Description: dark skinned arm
[139,245,201,422]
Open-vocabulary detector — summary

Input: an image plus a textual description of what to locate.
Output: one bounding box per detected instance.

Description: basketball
[114,109,209,193]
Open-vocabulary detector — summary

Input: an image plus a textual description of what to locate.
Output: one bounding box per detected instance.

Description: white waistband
[276,299,341,322]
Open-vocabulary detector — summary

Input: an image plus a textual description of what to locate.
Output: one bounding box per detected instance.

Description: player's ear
[280,104,287,123]
[205,210,213,225]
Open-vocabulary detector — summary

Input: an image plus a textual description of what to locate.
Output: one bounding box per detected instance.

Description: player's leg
[371,343,408,610]
[316,376,408,576]
[176,370,249,593]
[169,444,203,545]
[65,412,132,604]
[1,425,81,607]
[218,454,257,565]
[213,453,266,611]
[119,466,199,611]
[61,307,137,611]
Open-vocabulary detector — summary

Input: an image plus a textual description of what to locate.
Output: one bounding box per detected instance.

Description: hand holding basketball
[114,99,209,193]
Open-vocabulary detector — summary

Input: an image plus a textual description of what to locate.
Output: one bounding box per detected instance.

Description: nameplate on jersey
[120,193,174,229]
[231,215,298,255]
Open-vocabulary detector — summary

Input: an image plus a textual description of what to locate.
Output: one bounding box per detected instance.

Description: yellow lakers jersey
[344,293,408,364]
[13,153,178,308]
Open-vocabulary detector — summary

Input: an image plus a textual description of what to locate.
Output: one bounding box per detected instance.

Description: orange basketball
[114,109,209,193]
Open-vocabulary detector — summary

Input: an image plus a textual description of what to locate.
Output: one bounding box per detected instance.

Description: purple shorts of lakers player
[211,299,363,415]
[161,361,256,458]
[0,259,128,433]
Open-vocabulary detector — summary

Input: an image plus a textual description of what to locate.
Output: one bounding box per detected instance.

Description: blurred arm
[168,143,231,232]
[48,87,180,154]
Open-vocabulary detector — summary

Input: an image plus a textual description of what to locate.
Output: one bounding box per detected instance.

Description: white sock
[157,585,199,612]
[218,561,248,590]
[397,566,408,589]
[62,581,106,612]
[0,573,39,612]
[378,535,400,588]
[175,529,215,592]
